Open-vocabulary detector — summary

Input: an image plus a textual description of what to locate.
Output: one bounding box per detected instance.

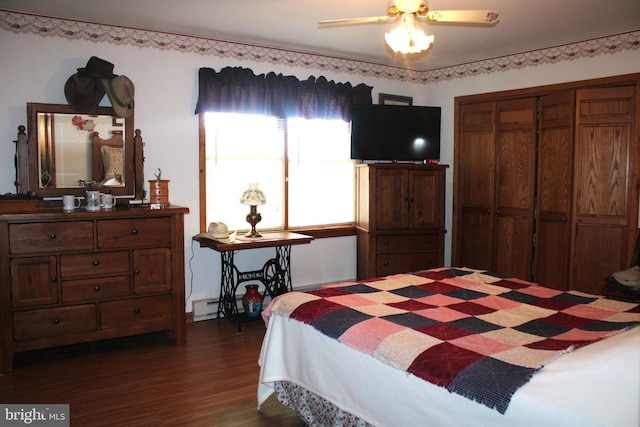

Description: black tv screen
[350,104,441,162]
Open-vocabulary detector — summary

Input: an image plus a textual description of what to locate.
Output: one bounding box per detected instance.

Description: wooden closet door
[534,91,575,289]
[455,102,495,270]
[572,86,636,294]
[493,98,537,280]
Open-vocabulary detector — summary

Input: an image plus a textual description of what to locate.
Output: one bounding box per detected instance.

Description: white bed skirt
[259,313,640,427]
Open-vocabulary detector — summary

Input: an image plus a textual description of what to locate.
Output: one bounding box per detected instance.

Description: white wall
[1,28,638,312]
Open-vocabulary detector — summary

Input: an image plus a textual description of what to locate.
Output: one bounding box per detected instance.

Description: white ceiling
[1,0,639,70]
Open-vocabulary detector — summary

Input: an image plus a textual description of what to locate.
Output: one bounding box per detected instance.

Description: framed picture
[378,93,413,106]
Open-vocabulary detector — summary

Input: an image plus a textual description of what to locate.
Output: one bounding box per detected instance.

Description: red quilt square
[448,301,497,316]
[387,299,437,312]
[416,322,474,341]
[408,342,484,387]
[525,337,598,351]
[493,279,530,290]
[290,299,345,324]
[542,312,596,329]
[419,281,460,294]
[307,287,351,298]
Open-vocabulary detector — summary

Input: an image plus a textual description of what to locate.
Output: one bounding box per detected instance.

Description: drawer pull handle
[384,261,389,266]
[94,286,101,292]
[49,233,56,239]
[383,241,389,245]
[93,260,99,266]
[131,229,138,235]
[134,308,141,314]
[134,269,140,275]
[51,277,57,283]
[53,319,60,324]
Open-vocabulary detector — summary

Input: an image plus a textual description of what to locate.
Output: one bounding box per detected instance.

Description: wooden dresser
[356,164,448,280]
[0,205,189,373]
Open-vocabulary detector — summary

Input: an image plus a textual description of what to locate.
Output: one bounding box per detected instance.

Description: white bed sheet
[258,313,640,427]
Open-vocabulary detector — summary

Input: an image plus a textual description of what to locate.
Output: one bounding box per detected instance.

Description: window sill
[254,224,356,239]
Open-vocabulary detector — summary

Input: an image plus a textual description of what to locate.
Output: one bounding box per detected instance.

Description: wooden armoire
[356,164,447,280]
[452,74,639,295]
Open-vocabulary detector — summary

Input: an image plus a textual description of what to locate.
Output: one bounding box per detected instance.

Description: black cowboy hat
[64,56,116,112]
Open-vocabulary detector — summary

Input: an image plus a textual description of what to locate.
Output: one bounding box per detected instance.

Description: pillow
[101,145,124,181]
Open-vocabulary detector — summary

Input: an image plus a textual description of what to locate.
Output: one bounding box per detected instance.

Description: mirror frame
[24,103,141,199]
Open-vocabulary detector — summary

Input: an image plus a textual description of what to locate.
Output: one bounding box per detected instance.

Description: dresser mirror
[21,103,142,199]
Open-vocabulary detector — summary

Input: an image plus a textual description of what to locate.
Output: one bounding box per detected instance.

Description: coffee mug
[62,194,81,211]
[100,193,117,209]
[85,190,103,212]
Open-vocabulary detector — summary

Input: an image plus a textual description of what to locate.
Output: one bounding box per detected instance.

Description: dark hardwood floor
[0,318,305,426]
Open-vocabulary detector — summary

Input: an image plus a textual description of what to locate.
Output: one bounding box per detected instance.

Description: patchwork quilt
[264,268,640,413]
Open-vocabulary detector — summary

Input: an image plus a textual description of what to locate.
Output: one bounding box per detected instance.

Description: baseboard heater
[192,298,225,322]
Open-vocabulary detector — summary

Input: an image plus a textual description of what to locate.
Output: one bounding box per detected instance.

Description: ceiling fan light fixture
[385,14,434,54]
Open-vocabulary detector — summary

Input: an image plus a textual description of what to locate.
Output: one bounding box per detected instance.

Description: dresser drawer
[376,252,439,277]
[60,251,130,277]
[9,221,94,254]
[97,218,171,249]
[100,295,172,329]
[13,305,97,341]
[62,276,131,303]
[376,234,438,253]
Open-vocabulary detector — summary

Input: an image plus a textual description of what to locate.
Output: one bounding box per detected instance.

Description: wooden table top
[194,231,313,252]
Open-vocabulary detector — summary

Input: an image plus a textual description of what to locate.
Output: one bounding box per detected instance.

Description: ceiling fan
[319,0,499,54]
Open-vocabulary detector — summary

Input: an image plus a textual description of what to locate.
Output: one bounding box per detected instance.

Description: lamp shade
[240,183,267,206]
[385,12,434,54]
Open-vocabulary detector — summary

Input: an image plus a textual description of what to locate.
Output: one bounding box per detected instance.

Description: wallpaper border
[1,10,638,84]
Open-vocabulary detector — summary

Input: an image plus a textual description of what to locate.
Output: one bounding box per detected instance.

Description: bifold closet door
[492,98,537,280]
[534,91,575,290]
[571,85,636,295]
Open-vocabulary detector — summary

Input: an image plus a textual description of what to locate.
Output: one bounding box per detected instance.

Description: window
[201,112,355,234]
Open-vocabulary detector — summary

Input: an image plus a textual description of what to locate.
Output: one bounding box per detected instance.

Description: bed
[258,267,640,427]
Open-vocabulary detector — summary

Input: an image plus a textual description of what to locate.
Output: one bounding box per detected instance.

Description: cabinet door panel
[535,218,570,289]
[574,124,630,219]
[374,168,408,229]
[133,248,172,294]
[10,256,57,308]
[458,210,492,270]
[494,215,532,279]
[409,170,441,229]
[573,224,626,295]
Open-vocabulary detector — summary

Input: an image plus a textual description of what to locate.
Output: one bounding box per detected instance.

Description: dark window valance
[194,66,373,121]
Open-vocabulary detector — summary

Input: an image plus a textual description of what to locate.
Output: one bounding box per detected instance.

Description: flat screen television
[350,104,441,162]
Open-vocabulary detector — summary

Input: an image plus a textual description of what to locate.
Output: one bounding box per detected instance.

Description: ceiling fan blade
[319,16,394,25]
[424,10,500,24]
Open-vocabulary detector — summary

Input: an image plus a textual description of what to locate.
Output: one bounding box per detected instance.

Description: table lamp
[240,183,267,237]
